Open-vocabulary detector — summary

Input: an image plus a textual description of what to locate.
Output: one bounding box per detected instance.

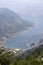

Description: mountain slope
[0,8,33,46]
[19,44,43,59]
[0,44,43,65]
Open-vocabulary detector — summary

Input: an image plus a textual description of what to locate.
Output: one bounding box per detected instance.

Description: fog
[0,0,43,13]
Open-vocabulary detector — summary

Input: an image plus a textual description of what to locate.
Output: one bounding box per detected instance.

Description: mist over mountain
[18,7,43,22]
[0,8,33,46]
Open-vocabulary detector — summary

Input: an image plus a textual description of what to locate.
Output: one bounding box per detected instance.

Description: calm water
[5,17,43,50]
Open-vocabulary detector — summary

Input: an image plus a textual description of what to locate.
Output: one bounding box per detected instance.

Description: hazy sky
[0,0,43,13]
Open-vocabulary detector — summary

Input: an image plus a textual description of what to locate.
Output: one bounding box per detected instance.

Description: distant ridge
[0,8,33,46]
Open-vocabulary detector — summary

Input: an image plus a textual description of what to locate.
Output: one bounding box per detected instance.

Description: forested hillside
[0,44,43,65]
